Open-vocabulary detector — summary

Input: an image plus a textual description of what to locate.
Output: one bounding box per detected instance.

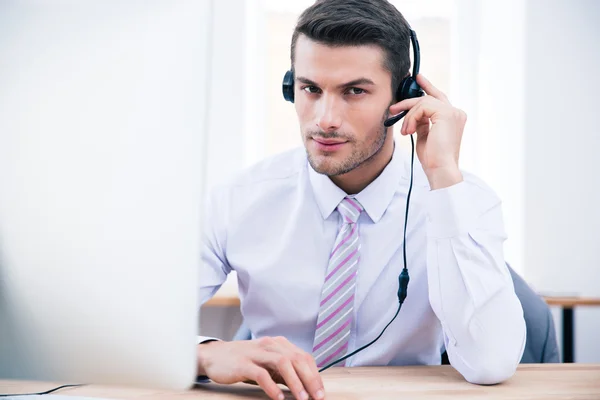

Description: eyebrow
[296,76,375,89]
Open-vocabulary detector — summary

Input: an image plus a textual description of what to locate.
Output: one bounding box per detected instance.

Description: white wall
[524,0,600,362]
[199,0,247,338]
[203,0,248,192]
[451,0,526,275]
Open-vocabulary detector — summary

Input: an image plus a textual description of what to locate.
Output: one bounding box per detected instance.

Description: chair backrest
[233,263,560,363]
[506,264,560,363]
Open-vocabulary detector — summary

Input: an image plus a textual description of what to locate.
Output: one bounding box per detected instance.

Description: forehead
[294,35,390,84]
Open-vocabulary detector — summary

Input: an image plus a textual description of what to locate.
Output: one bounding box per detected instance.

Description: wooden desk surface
[204,289,600,308]
[2,364,599,400]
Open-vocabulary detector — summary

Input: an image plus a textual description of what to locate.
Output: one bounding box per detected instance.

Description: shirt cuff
[197,335,221,345]
[426,180,497,239]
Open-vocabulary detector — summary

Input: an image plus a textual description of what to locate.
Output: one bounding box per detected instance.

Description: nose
[316,94,342,133]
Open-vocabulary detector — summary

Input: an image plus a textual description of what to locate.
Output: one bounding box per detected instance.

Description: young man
[197,1,526,399]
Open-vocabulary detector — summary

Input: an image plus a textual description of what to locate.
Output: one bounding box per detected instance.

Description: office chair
[505,263,559,363]
[231,263,559,364]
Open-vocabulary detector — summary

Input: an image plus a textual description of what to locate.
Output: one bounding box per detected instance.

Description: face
[293,35,394,176]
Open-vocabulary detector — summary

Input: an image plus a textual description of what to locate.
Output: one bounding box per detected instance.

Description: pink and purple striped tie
[312,196,363,368]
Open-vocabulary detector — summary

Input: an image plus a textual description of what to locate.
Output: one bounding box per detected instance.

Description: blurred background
[201,0,600,363]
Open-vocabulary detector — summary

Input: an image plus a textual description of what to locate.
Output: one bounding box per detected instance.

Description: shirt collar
[308,141,410,223]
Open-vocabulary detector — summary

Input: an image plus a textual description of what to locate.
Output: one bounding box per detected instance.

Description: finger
[275,357,309,400]
[405,103,430,136]
[388,96,422,115]
[416,74,449,104]
[401,100,428,136]
[246,365,284,400]
[255,338,308,400]
[274,337,325,400]
[400,104,414,135]
[402,101,436,136]
[291,353,325,400]
[415,118,430,137]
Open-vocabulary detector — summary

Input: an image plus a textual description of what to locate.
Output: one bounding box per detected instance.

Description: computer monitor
[0,1,210,390]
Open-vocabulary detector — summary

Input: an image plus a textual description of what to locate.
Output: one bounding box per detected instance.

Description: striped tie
[312,196,363,368]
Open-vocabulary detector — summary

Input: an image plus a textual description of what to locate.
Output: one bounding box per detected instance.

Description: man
[197,1,526,399]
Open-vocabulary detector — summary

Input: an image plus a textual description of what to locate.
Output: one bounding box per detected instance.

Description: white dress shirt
[199,142,526,385]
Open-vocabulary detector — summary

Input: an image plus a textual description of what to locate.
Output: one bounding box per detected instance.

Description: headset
[283,29,424,372]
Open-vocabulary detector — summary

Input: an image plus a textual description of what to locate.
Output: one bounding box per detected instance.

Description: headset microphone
[384,110,408,127]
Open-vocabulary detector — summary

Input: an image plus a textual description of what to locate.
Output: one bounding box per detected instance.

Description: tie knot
[337,197,363,224]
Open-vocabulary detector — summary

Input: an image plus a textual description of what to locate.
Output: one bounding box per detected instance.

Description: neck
[330,133,394,194]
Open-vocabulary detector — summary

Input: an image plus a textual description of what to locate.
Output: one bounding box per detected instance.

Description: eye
[346,87,366,95]
[302,86,321,94]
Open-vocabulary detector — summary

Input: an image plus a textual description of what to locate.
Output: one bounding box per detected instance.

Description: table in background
[204,291,240,307]
[204,290,600,363]
[543,296,600,363]
[2,364,599,399]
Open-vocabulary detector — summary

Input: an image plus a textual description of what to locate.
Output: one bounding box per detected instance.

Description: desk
[2,364,599,399]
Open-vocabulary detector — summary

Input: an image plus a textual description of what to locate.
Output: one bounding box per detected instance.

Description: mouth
[312,137,348,152]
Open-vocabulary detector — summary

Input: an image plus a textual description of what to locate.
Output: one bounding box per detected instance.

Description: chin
[308,154,331,173]
[307,153,333,174]
[307,154,352,177]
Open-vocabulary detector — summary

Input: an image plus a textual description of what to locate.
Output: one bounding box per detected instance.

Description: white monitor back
[0,0,210,390]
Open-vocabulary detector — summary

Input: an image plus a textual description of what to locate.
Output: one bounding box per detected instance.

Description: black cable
[399,133,415,305]
[0,384,86,397]
[318,134,414,372]
[318,301,402,372]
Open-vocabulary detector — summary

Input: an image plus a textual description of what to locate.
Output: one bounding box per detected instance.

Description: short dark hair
[290,0,412,95]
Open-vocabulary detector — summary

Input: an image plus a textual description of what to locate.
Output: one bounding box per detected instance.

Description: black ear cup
[396,76,425,102]
[282,70,295,103]
[384,76,425,127]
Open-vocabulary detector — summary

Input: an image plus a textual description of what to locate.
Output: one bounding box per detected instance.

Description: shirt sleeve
[197,184,232,343]
[425,177,526,385]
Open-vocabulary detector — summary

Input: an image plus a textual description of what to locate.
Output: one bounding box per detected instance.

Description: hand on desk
[197,336,326,400]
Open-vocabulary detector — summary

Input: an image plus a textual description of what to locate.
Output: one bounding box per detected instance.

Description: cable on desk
[0,383,86,397]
